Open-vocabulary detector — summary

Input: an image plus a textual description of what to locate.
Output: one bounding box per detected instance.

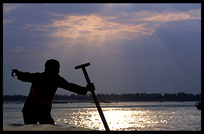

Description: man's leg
[39,113,55,124]
[22,112,38,124]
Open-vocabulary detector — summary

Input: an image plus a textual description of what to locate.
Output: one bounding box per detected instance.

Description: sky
[3,3,201,95]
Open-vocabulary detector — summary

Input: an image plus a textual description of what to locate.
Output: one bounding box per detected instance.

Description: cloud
[48,14,139,43]
[131,9,201,22]
[23,24,51,32]
[23,14,155,46]
[3,4,21,26]
[3,19,14,25]
[23,9,200,46]
[13,46,31,53]
[3,4,22,13]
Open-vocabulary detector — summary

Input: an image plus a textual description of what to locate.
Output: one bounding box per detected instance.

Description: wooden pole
[75,63,110,131]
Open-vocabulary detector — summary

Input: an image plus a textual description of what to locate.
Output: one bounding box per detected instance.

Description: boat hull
[195,102,201,110]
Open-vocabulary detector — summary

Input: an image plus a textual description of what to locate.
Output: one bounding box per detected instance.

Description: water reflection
[54,108,167,131]
[103,108,165,131]
[104,109,139,131]
[51,102,201,131]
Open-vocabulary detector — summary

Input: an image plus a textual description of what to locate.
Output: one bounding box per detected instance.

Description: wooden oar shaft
[91,90,110,131]
[75,63,110,131]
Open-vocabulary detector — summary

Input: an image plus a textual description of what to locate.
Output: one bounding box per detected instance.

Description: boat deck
[3,124,93,131]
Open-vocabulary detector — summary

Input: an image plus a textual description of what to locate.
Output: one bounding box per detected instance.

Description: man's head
[44,59,60,76]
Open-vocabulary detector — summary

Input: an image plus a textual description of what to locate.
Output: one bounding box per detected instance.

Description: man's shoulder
[33,72,44,75]
[57,75,69,83]
[57,75,65,80]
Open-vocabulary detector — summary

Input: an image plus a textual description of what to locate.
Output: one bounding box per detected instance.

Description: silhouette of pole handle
[75,63,110,131]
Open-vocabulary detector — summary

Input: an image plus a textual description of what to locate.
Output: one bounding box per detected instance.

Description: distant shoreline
[3,92,201,102]
[3,100,200,105]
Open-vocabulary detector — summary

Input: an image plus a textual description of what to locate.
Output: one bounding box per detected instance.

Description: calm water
[3,102,201,131]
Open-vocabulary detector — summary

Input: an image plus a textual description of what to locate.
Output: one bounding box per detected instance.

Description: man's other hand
[86,83,95,92]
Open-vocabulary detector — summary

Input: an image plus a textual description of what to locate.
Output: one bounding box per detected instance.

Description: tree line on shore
[3,92,201,102]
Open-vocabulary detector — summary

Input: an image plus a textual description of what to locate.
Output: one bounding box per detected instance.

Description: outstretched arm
[11,69,33,82]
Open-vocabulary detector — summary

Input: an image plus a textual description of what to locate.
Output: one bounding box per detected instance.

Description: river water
[3,102,201,131]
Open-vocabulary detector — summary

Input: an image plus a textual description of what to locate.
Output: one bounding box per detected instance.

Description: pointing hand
[11,69,19,77]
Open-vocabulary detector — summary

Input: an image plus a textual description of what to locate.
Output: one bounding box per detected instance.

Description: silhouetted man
[11,59,95,124]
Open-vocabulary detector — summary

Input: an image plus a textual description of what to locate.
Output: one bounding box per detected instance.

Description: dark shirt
[17,71,87,112]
